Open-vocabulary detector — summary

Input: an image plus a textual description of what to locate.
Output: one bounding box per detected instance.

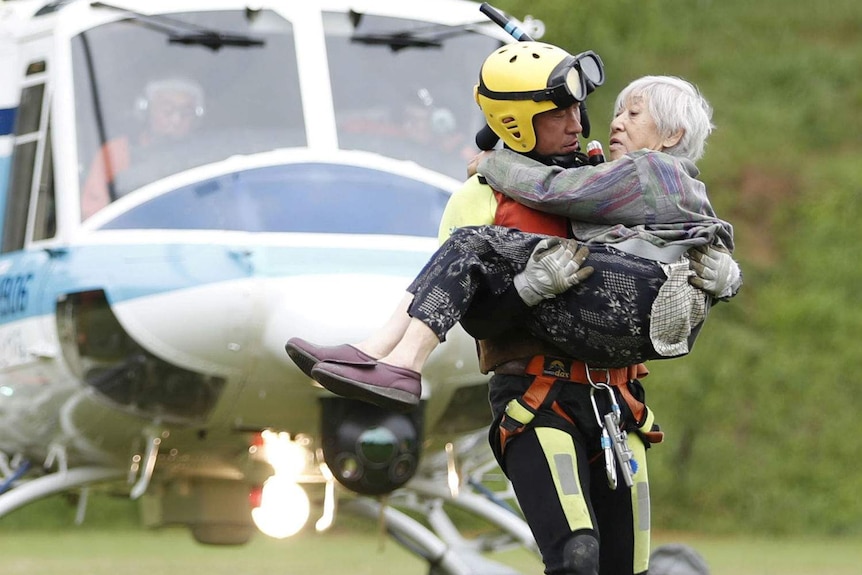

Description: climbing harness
[495,355,653,490]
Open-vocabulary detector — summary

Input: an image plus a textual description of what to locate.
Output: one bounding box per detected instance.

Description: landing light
[251,476,310,539]
[250,431,312,539]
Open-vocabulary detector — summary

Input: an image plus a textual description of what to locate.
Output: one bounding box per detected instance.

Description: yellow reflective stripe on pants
[629,432,650,574]
[535,426,652,574]
[534,427,593,532]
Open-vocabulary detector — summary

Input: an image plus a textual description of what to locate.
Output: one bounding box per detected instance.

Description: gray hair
[613,75,714,163]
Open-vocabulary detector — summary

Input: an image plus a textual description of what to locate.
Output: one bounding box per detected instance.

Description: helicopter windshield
[72,8,501,223]
[72,9,304,220]
[325,12,499,179]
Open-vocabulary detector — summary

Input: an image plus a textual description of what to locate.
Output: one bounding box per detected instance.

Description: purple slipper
[310,360,421,412]
[285,337,376,379]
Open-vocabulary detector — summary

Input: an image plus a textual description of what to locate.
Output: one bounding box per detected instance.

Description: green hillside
[491,0,862,535]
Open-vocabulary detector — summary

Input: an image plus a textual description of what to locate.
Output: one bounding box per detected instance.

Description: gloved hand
[514,238,593,306]
[688,244,742,300]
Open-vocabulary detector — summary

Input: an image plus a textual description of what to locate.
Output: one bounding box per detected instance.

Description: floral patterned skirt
[406,225,671,367]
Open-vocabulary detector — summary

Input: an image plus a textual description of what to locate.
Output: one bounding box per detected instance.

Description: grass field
[0,525,860,575]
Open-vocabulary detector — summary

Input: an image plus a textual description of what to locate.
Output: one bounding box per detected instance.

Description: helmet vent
[501,116,521,140]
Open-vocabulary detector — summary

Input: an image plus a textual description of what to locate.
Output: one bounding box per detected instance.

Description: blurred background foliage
[492,0,862,535]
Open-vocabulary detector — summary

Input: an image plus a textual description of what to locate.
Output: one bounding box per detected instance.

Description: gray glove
[688,244,742,300]
[514,238,593,306]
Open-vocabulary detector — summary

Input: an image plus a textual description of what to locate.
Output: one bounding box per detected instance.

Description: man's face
[148,90,198,139]
[532,104,583,157]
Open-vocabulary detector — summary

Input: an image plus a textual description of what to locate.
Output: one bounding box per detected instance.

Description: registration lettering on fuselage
[0,273,33,317]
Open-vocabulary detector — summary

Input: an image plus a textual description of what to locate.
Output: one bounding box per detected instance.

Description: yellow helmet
[474,42,604,152]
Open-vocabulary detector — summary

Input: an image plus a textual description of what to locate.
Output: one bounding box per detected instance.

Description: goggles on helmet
[477,50,605,109]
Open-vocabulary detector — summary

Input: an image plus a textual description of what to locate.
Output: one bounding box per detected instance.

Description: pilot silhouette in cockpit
[81,77,205,220]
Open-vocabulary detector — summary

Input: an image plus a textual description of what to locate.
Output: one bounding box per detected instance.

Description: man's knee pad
[562,532,599,575]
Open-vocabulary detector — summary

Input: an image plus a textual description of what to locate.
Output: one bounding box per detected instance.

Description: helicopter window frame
[31,125,56,242]
[2,66,52,253]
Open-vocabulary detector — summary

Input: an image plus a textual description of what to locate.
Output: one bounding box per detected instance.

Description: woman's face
[608,95,670,160]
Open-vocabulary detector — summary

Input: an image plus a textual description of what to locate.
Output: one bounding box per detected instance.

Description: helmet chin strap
[580,102,592,138]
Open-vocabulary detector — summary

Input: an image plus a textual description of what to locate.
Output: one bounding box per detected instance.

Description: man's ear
[662,129,684,149]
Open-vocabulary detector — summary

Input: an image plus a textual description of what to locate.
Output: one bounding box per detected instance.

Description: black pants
[406,226,666,367]
[489,373,652,575]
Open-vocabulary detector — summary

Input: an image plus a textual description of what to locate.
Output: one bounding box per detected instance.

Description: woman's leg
[286,292,438,380]
[299,232,669,382]
[284,293,414,377]
[354,292,415,358]
[405,226,543,342]
[356,224,543,370]
[375,317,440,372]
[306,227,543,410]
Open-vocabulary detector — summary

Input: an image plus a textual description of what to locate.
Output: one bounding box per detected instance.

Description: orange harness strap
[525,356,648,423]
[521,374,573,424]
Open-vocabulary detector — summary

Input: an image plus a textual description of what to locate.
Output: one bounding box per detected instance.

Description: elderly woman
[288,75,739,411]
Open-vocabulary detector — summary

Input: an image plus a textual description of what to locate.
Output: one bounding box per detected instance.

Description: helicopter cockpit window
[71,10,303,221]
[323,12,501,180]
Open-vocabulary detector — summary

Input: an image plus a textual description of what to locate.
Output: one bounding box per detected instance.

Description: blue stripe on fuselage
[0,240,435,323]
[0,108,15,136]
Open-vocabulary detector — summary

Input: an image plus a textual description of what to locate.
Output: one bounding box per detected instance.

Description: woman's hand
[467,150,493,177]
